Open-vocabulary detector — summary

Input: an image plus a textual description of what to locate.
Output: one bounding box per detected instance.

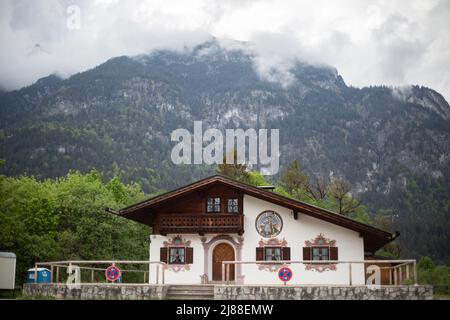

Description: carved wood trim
[158,214,244,235]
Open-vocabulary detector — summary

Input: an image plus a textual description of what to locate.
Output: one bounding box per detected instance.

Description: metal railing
[221,259,417,286]
[32,260,166,285]
[30,259,418,287]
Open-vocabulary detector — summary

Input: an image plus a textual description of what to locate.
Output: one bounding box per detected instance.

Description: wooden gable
[124,182,245,236]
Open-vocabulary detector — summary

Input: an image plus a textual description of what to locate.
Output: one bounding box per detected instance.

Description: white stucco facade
[148,194,366,285]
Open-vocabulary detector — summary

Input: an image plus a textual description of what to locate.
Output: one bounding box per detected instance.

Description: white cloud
[0,0,449,101]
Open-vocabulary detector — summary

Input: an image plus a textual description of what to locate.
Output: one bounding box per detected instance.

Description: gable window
[169,247,185,264]
[227,198,239,213]
[207,197,221,213]
[312,247,330,261]
[264,247,282,261]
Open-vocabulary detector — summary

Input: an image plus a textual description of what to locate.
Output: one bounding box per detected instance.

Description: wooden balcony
[158,214,244,235]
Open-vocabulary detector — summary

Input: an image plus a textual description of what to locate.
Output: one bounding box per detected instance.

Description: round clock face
[255,211,283,238]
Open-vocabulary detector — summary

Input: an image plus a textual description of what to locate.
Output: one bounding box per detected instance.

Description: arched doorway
[212,243,235,281]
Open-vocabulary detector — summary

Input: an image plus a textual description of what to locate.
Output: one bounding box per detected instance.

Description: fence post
[34,264,38,284]
[393,267,398,285]
[348,263,352,286]
[413,260,418,285]
[50,264,54,283]
[406,264,410,282]
[156,264,160,284]
[148,261,151,284]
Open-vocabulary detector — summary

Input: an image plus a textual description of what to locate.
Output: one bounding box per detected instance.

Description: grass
[434,292,450,300]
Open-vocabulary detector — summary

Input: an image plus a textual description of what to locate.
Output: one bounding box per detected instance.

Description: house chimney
[258,185,275,192]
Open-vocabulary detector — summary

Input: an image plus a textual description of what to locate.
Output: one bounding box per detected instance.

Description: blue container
[27,268,51,283]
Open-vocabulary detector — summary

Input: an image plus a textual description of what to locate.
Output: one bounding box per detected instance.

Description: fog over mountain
[0,40,449,262]
[1,0,450,101]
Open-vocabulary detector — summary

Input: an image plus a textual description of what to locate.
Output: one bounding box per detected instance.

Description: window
[264,247,282,261]
[257,247,291,262]
[169,247,185,264]
[161,246,193,265]
[312,247,330,261]
[207,197,221,213]
[227,198,239,213]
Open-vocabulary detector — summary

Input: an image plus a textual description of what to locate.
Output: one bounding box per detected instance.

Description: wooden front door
[212,243,235,281]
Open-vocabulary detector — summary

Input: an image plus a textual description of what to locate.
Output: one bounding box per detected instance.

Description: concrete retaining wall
[214,285,434,300]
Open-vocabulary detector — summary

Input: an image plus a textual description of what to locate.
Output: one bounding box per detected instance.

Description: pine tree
[216,149,250,183]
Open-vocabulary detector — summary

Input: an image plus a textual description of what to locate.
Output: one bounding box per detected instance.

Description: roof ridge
[109,174,394,238]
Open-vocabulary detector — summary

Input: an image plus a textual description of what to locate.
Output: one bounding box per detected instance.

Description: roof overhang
[107,175,398,253]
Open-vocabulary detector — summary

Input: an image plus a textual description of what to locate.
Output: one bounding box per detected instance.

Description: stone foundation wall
[22,283,168,300]
[23,284,433,300]
[214,285,434,300]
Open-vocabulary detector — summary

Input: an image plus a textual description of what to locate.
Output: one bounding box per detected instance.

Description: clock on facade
[255,211,283,238]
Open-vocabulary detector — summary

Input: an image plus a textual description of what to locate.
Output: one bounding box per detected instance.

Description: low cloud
[0,0,449,101]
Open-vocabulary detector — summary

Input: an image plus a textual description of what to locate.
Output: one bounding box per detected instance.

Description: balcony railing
[158,213,244,235]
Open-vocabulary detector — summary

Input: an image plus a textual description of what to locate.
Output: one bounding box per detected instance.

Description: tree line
[0,165,151,287]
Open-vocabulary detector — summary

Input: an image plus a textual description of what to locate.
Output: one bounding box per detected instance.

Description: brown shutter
[160,247,168,263]
[186,247,194,264]
[282,247,291,261]
[303,247,311,261]
[256,247,264,261]
[330,247,338,261]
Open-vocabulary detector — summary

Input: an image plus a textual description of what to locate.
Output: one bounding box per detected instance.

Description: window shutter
[303,247,311,261]
[282,247,291,261]
[186,247,194,264]
[330,247,338,261]
[256,247,264,261]
[160,247,168,263]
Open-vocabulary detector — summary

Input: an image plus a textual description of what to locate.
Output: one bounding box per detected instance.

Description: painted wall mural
[255,210,283,238]
[162,235,191,272]
[257,237,289,272]
[304,233,337,272]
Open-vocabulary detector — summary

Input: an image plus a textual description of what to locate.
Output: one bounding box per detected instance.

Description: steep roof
[107,175,398,253]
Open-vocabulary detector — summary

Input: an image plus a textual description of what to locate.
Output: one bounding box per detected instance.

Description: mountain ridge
[1,41,449,262]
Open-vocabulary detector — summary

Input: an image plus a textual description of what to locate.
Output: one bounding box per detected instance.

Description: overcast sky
[1,0,449,101]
